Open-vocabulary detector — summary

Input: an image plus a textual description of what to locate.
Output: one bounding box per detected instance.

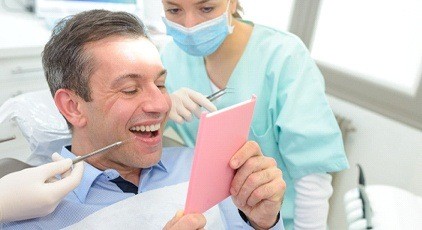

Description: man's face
[80,36,171,169]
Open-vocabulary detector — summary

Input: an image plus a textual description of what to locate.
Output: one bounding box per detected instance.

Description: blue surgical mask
[162,1,234,56]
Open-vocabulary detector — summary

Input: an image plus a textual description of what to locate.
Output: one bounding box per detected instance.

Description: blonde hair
[232,1,243,19]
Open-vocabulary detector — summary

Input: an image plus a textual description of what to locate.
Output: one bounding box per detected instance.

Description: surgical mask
[162,1,234,56]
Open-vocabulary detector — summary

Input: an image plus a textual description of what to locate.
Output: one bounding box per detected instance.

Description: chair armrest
[0,158,32,179]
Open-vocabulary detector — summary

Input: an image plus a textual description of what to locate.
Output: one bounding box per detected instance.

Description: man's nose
[141,87,170,113]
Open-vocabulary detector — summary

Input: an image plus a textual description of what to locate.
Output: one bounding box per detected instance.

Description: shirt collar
[60,146,103,203]
[156,148,175,172]
[60,146,169,202]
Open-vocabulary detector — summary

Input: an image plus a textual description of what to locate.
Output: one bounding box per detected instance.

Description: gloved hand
[169,88,217,124]
[0,153,84,222]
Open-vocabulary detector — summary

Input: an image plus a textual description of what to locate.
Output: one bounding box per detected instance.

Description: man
[2,10,285,229]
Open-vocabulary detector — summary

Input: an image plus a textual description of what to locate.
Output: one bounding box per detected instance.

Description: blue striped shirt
[2,146,283,229]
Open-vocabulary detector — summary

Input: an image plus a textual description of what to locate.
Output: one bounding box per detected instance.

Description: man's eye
[158,85,167,91]
[122,88,138,95]
[201,7,214,13]
[154,84,165,93]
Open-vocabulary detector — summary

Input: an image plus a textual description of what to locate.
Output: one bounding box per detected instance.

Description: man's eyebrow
[110,74,141,88]
[110,70,167,87]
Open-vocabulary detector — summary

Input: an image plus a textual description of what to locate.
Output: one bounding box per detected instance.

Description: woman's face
[162,0,233,28]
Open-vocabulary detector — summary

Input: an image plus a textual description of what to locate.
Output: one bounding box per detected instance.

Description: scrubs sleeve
[275,41,349,179]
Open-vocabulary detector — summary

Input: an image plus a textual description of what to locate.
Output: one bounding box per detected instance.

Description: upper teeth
[130,123,161,132]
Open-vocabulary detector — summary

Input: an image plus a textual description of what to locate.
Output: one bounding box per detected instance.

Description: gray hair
[42,9,149,102]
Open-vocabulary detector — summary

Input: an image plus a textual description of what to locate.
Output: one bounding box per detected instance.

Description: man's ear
[54,89,87,128]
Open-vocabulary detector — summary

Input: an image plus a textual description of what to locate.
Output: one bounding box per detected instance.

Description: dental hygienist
[0,153,83,222]
[161,0,349,229]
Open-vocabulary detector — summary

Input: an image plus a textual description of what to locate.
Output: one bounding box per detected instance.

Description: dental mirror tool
[72,137,135,164]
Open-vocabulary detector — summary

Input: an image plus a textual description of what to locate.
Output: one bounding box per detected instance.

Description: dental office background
[0,0,421,229]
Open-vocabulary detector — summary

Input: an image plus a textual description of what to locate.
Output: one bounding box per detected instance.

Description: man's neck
[89,158,142,185]
[70,133,142,185]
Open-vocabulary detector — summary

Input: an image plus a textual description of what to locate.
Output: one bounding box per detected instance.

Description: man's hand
[229,141,285,229]
[163,210,206,230]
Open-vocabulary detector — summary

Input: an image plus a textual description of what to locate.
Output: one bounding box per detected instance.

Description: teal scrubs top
[161,23,349,226]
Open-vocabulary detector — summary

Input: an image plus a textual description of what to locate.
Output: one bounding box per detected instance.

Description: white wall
[326,95,422,229]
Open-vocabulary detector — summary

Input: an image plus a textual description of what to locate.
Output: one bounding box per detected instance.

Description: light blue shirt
[162,22,349,226]
[2,146,283,229]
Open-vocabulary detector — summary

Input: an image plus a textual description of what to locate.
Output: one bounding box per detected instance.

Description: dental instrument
[206,87,228,102]
[72,137,134,164]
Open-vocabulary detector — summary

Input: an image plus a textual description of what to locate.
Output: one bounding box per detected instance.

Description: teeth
[130,123,161,132]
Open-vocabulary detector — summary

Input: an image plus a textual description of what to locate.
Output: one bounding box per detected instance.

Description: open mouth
[129,123,160,138]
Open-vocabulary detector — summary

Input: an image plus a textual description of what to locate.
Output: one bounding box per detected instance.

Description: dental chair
[0,90,185,178]
[343,165,422,229]
[0,158,32,178]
